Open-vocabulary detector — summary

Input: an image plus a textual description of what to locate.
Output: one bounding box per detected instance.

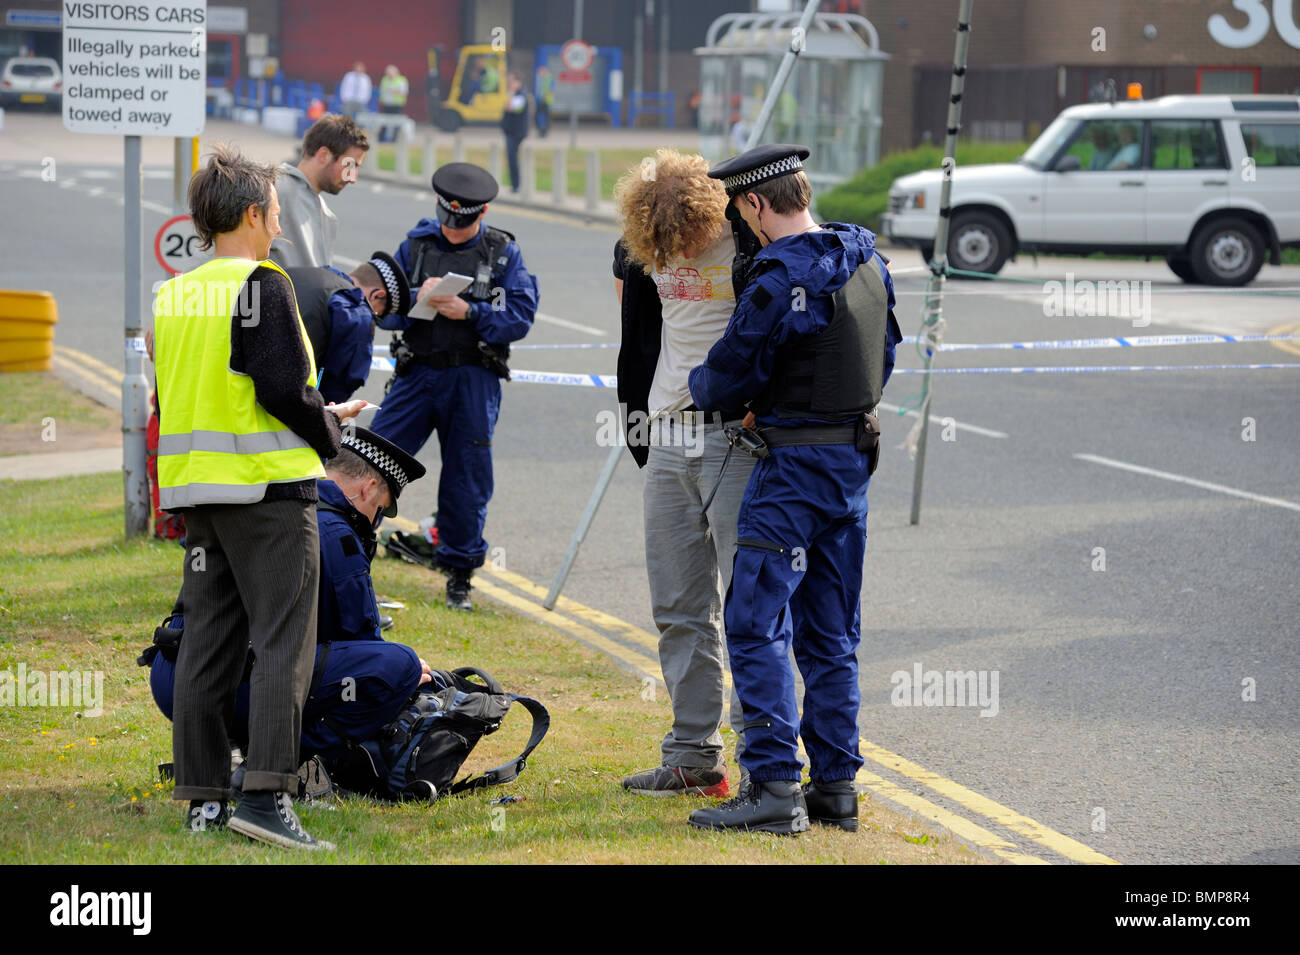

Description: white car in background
[881,95,1300,286]
[0,56,62,111]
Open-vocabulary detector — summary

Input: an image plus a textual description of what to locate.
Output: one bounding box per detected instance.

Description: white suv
[881,95,1300,286]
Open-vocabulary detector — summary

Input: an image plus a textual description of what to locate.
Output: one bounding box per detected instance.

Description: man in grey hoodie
[270,114,370,269]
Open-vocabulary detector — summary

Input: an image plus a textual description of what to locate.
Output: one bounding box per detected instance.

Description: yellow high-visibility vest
[154,257,325,508]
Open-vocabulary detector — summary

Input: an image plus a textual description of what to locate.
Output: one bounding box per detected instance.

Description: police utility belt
[725,411,881,474]
[700,411,881,517]
[392,338,511,380]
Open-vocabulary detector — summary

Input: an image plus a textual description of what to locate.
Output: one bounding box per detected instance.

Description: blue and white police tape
[367,357,1300,380]
[897,332,1300,351]
[892,363,1300,375]
[373,342,618,356]
[373,333,1300,359]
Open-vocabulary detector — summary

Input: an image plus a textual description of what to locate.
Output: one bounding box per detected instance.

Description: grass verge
[0,468,983,864]
[0,371,119,456]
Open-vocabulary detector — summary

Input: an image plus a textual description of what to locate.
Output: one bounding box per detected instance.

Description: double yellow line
[1268,321,1300,357]
[390,518,1116,865]
[52,346,124,397]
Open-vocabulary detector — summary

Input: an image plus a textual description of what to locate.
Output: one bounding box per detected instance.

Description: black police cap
[365,250,411,319]
[338,426,426,517]
[431,162,499,226]
[708,144,811,197]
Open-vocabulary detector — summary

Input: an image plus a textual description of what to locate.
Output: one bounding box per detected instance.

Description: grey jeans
[643,416,754,770]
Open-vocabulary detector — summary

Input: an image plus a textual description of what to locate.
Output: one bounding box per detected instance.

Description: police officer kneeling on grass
[143,428,433,801]
[370,162,539,611]
[285,252,411,405]
[685,145,903,835]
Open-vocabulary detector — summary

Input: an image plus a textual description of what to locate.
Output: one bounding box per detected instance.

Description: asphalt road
[2,150,1297,865]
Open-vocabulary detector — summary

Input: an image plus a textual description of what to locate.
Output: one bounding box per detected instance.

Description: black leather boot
[446,567,473,611]
[688,779,809,835]
[803,779,859,831]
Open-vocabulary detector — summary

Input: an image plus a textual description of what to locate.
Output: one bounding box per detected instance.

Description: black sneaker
[446,567,473,611]
[228,791,335,851]
[183,799,232,833]
[688,779,809,835]
[802,779,859,832]
[378,613,395,631]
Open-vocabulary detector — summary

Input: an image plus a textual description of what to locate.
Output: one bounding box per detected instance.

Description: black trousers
[172,498,319,799]
[505,133,524,191]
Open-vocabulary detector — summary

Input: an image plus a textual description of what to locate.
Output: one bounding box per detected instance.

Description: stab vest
[285,266,356,368]
[402,226,514,359]
[759,254,893,420]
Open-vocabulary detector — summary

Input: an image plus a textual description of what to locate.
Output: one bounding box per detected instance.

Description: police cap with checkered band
[431,162,499,228]
[708,144,811,198]
[366,250,411,319]
[338,426,426,517]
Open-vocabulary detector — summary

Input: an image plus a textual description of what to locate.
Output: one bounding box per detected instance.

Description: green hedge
[817,142,1031,232]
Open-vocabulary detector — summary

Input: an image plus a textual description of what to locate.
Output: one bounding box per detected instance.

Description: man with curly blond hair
[612,149,762,797]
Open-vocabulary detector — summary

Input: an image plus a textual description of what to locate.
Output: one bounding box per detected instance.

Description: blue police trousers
[724,443,873,784]
[371,363,501,569]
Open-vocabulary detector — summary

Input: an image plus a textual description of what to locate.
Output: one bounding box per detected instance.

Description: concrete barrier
[585,150,600,213]
[552,148,565,204]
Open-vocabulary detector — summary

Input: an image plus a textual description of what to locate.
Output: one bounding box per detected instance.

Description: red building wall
[279,0,461,121]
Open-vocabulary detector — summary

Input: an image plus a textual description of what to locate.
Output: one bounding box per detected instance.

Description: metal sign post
[909,0,975,526]
[62,0,207,537]
[123,136,150,537]
[568,0,585,148]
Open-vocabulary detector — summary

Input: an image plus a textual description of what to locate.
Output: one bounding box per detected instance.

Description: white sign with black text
[62,0,208,136]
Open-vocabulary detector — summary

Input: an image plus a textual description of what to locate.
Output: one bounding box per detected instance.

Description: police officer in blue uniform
[371,163,539,610]
[145,427,434,763]
[685,145,902,835]
[285,252,410,405]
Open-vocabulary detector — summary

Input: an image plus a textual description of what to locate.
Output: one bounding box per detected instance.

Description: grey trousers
[173,498,320,800]
[643,417,755,770]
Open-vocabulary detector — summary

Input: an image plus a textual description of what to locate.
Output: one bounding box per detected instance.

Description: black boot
[687,779,809,835]
[446,567,473,611]
[803,779,859,831]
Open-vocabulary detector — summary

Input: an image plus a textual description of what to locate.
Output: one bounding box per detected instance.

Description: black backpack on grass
[327,666,549,802]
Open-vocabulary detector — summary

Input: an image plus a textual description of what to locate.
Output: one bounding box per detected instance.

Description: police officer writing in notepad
[370,163,539,610]
[685,145,902,836]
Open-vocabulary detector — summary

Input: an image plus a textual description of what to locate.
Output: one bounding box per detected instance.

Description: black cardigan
[612,239,662,469]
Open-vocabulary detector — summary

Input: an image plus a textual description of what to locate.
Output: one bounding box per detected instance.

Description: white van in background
[881,95,1300,286]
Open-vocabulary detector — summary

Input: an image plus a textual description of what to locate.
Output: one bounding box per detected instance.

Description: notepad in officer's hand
[408,272,474,319]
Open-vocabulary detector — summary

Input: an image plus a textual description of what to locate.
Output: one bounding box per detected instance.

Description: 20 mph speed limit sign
[154,215,204,275]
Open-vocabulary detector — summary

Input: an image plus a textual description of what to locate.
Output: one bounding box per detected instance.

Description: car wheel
[947,212,1011,277]
[1165,254,1199,284]
[434,108,462,133]
[1188,218,1264,287]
